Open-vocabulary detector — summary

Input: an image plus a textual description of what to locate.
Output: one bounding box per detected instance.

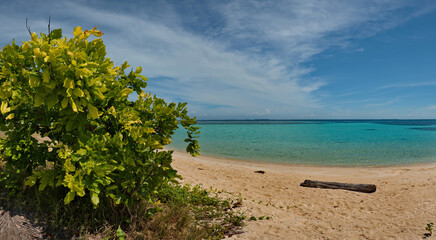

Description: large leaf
[73,88,84,97]
[70,99,78,112]
[50,28,62,39]
[1,101,10,114]
[43,69,50,83]
[34,89,46,107]
[46,94,58,110]
[73,26,82,38]
[29,75,41,87]
[64,191,76,205]
[24,175,38,187]
[91,192,100,206]
[135,66,142,74]
[120,88,133,97]
[61,97,69,109]
[87,103,98,119]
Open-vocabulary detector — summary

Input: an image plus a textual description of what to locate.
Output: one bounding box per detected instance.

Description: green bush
[0,26,199,210]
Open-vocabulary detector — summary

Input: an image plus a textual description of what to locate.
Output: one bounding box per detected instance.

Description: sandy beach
[171,150,436,240]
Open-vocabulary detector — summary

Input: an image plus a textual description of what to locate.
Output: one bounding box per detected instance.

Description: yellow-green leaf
[50,28,62,39]
[34,92,45,107]
[73,183,85,197]
[91,192,100,206]
[22,42,30,52]
[22,68,29,78]
[71,99,78,112]
[66,88,73,97]
[145,128,155,134]
[6,113,14,120]
[64,190,76,205]
[87,103,98,119]
[43,69,50,83]
[31,32,38,41]
[108,106,116,115]
[120,88,133,97]
[66,119,76,131]
[73,26,82,38]
[34,48,41,56]
[63,78,74,88]
[92,29,104,37]
[121,61,129,71]
[73,88,84,97]
[93,90,105,100]
[64,159,76,172]
[135,66,142,74]
[150,140,162,149]
[29,75,41,87]
[24,175,37,187]
[61,97,69,109]
[46,94,58,110]
[1,101,10,114]
[76,149,87,155]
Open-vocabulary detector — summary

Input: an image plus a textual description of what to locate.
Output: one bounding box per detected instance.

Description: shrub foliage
[0,26,199,209]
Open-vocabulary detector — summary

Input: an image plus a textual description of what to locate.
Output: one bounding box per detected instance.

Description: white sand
[171,150,436,240]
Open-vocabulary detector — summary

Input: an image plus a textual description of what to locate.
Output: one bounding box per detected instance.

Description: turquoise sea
[170,120,436,166]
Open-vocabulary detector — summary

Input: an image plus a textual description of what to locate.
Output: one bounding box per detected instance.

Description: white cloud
[0,0,433,118]
[377,81,436,90]
[426,105,436,111]
[364,98,400,108]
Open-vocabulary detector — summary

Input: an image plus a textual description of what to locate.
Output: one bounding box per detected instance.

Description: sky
[1,0,435,119]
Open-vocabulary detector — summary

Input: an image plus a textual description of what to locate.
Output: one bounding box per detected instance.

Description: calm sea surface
[170,120,436,166]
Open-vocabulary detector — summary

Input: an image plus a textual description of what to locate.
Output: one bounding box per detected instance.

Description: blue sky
[1,0,435,119]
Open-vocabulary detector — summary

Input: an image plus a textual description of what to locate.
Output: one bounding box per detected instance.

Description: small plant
[116,226,126,240]
[248,215,271,221]
[426,222,434,236]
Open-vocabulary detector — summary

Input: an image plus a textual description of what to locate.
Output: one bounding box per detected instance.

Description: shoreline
[170,149,436,239]
[169,147,436,170]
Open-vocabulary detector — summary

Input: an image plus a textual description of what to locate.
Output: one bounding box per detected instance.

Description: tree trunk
[300,180,376,193]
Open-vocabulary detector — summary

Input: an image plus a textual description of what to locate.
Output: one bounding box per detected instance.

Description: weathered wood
[300,180,376,193]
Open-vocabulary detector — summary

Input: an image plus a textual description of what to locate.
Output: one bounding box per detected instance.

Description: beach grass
[0,163,245,239]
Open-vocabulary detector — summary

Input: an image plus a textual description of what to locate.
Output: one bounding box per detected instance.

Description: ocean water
[169,120,436,166]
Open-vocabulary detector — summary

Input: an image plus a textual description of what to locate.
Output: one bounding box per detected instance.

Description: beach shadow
[0,192,74,240]
[0,207,44,240]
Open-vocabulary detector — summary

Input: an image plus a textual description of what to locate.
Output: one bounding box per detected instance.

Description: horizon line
[196,118,436,121]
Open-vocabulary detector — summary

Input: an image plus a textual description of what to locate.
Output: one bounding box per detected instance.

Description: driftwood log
[300,180,376,193]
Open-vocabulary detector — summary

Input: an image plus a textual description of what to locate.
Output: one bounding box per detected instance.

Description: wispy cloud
[426,105,436,111]
[0,0,434,118]
[364,98,400,108]
[377,81,436,90]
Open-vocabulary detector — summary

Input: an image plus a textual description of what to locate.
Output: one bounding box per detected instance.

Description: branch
[48,16,51,44]
[25,18,32,37]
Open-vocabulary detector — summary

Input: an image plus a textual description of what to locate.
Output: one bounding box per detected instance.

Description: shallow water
[170,120,436,166]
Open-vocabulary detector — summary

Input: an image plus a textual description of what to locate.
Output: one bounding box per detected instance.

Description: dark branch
[48,16,51,44]
[25,18,32,37]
